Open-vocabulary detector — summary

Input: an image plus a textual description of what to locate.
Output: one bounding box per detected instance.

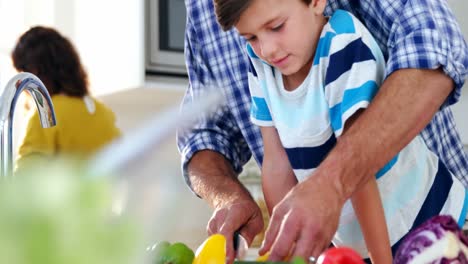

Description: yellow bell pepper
[193,234,226,264]
[256,252,270,262]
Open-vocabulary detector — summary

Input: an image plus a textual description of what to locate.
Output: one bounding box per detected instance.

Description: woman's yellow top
[16,94,121,171]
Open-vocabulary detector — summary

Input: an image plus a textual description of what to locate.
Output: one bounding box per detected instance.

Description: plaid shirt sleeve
[384,0,468,106]
[176,8,252,191]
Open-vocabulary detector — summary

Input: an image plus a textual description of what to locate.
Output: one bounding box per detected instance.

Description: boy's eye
[246,36,257,42]
[271,23,284,31]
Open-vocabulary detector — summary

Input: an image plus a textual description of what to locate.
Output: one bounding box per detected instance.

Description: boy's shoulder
[327,9,368,36]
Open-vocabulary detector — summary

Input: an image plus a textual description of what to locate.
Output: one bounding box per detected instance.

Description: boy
[213,0,468,263]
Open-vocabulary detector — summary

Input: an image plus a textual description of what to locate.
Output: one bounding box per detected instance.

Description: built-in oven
[146,0,187,75]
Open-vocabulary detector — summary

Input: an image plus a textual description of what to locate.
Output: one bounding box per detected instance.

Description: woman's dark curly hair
[11,26,89,97]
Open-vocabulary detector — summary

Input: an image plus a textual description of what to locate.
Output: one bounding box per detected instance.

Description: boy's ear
[311,0,326,15]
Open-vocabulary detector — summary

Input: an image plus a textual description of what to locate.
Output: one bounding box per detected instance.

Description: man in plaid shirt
[177,0,468,262]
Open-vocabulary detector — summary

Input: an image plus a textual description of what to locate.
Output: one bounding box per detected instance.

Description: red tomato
[316,247,364,264]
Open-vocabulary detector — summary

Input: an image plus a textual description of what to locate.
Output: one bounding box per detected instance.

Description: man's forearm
[187,150,254,208]
[314,68,454,202]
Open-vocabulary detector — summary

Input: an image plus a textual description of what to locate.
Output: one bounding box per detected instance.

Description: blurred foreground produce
[394,215,468,264]
[151,240,194,264]
[0,160,141,264]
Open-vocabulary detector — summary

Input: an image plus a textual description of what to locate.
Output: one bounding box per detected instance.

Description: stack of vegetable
[152,233,365,264]
[153,214,468,264]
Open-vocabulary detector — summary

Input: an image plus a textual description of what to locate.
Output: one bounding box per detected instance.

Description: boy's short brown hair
[214,0,312,31]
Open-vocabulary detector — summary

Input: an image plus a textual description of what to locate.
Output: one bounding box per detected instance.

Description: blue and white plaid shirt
[178,0,468,187]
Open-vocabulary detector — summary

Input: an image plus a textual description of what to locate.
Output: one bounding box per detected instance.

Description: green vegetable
[153,240,171,262]
[152,241,194,264]
[290,256,307,264]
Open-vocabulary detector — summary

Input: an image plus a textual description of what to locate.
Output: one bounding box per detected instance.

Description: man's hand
[187,150,264,264]
[208,198,264,264]
[259,175,344,261]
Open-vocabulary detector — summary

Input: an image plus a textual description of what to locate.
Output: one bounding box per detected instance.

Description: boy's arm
[351,179,392,264]
[346,111,392,264]
[260,126,297,214]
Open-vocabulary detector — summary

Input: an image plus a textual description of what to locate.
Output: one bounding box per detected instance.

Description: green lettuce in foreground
[0,160,142,264]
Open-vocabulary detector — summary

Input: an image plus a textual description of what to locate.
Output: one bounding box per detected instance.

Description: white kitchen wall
[0,0,145,96]
[449,0,468,145]
[72,0,145,95]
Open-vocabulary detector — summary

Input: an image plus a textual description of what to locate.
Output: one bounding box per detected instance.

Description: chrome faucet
[0,72,56,177]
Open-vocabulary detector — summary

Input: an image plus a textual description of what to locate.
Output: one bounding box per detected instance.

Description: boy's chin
[280,65,308,77]
[278,67,296,76]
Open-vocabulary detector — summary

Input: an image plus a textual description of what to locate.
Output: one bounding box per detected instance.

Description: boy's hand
[260,175,344,261]
[207,198,264,264]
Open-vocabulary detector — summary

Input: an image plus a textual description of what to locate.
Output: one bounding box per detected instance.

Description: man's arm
[187,150,253,212]
[187,150,264,263]
[179,5,263,263]
[328,68,453,198]
[260,68,454,260]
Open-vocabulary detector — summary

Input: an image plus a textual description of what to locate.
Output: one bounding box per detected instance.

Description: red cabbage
[394,215,468,264]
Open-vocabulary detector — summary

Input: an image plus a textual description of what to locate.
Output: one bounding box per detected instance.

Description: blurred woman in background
[11,26,121,172]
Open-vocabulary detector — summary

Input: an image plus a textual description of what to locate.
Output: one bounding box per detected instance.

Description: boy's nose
[260,41,278,62]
